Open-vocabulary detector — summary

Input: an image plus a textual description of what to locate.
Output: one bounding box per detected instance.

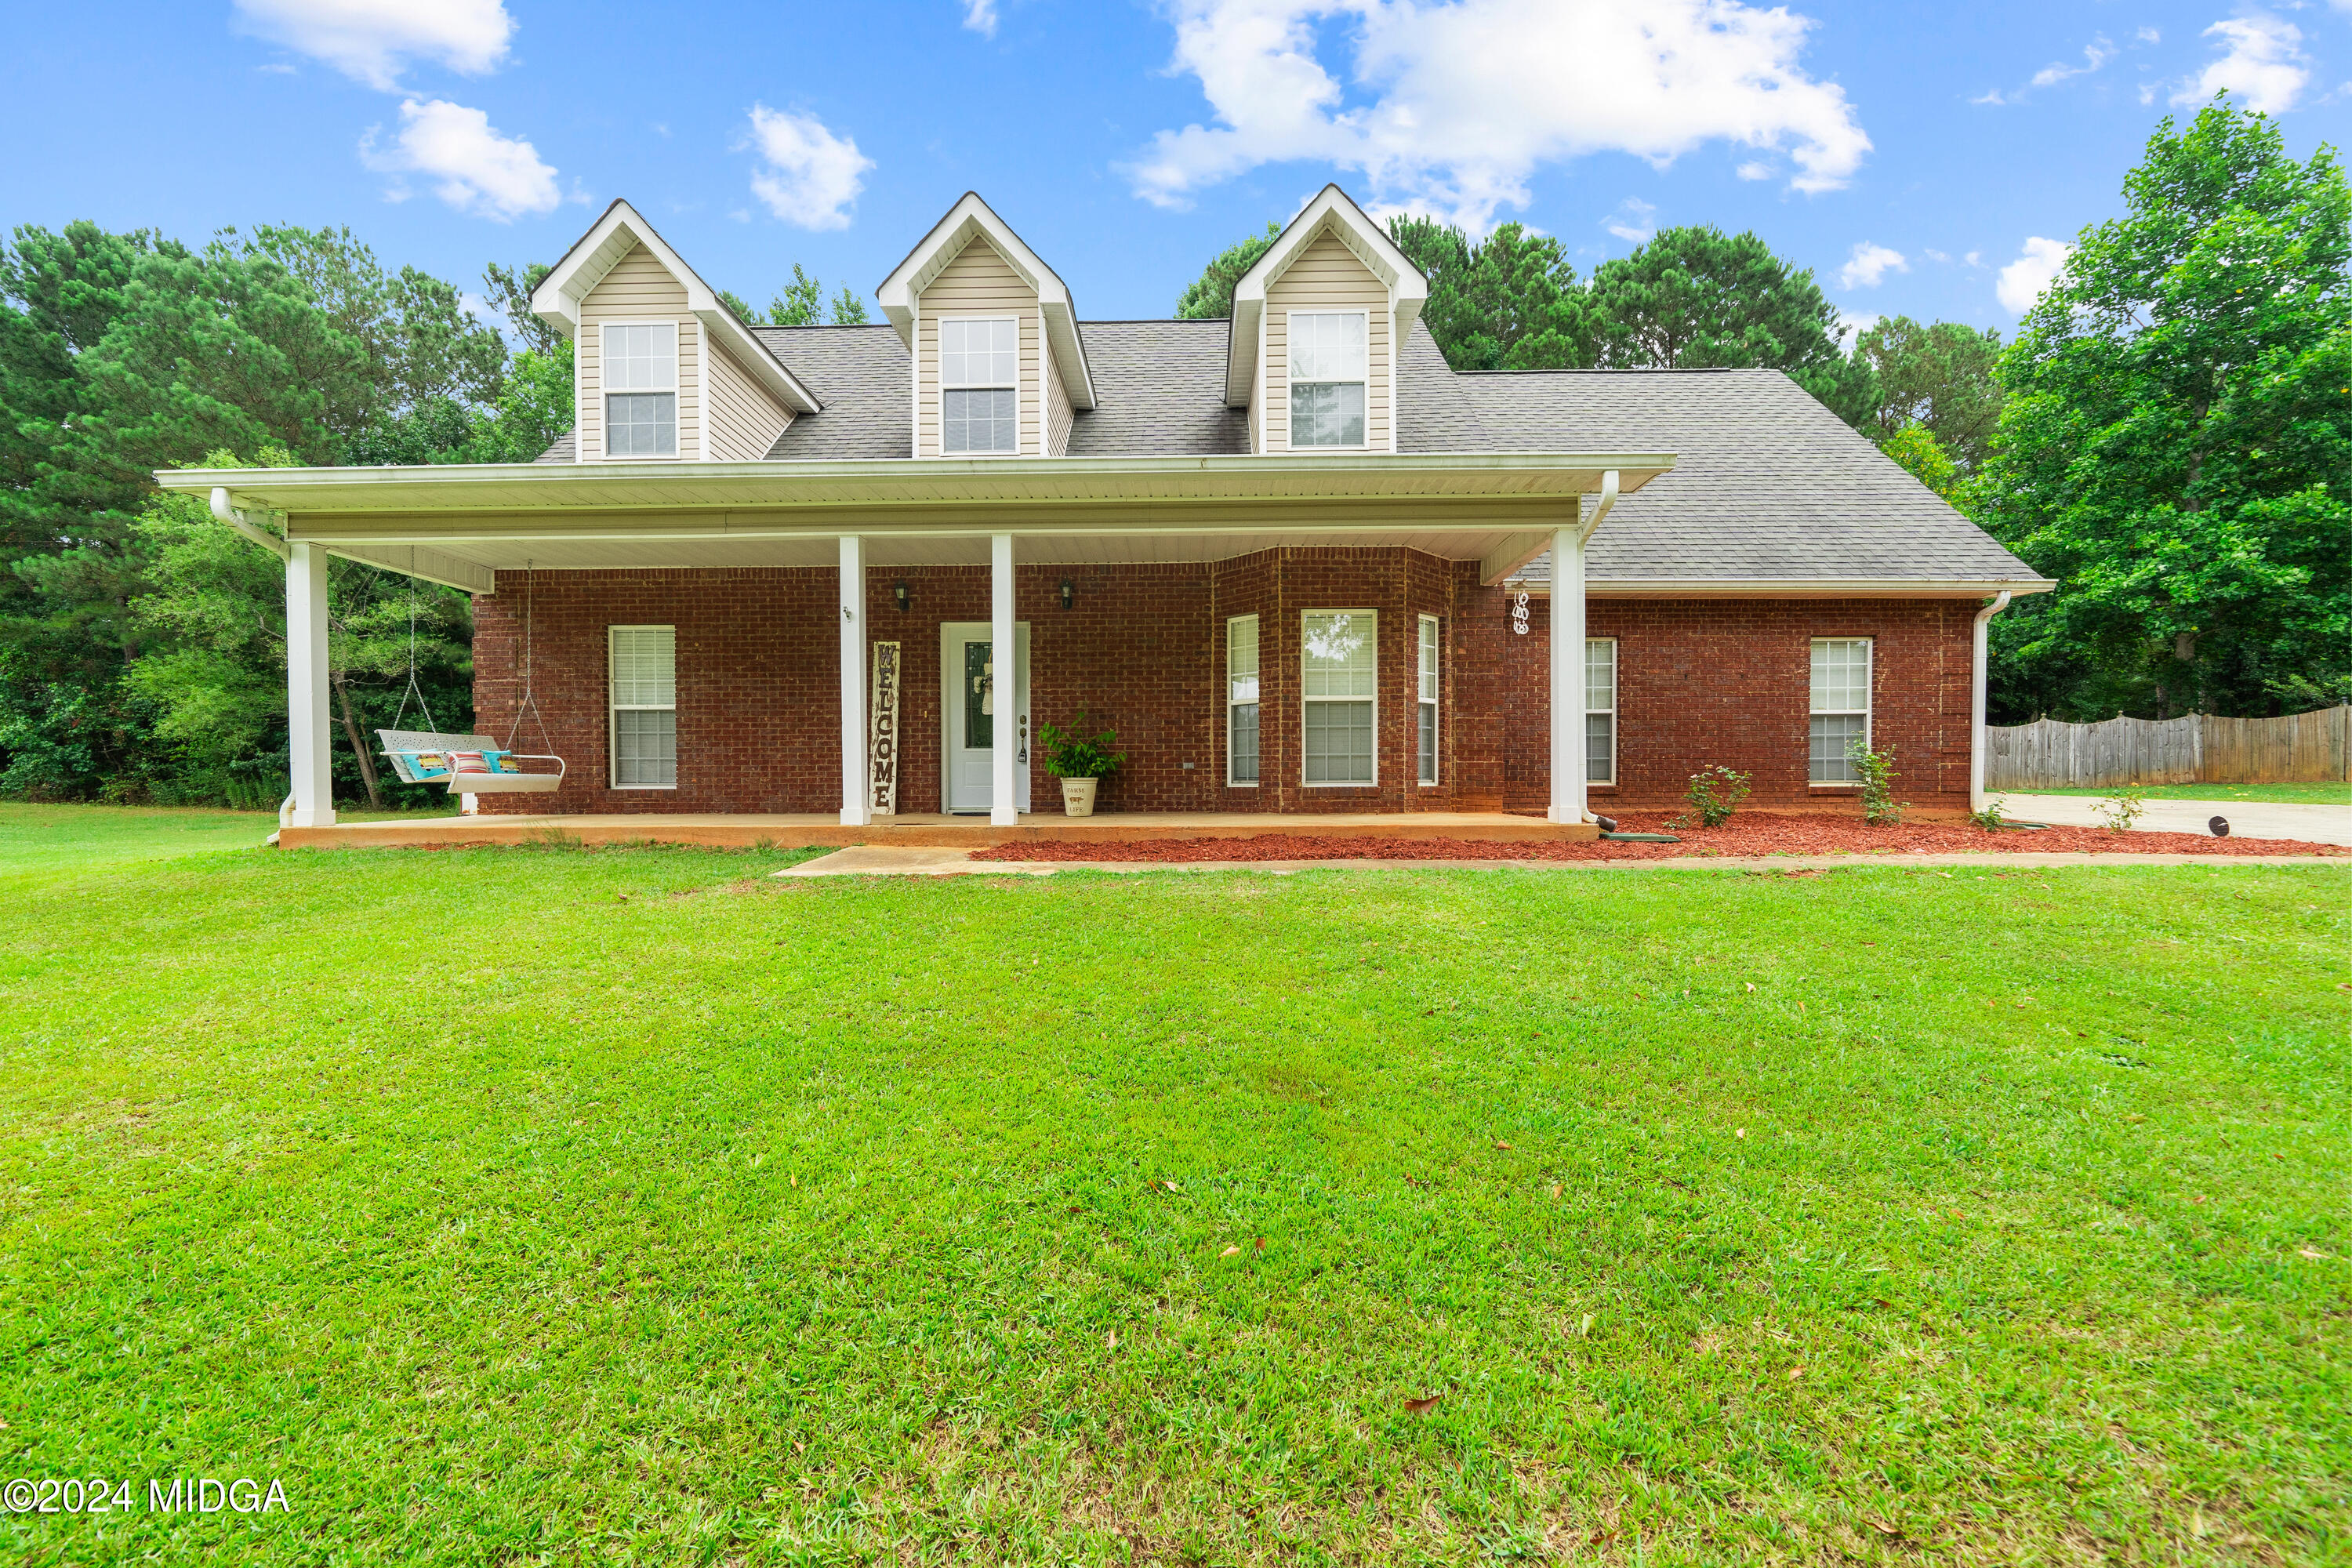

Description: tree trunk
[332,673,387,810]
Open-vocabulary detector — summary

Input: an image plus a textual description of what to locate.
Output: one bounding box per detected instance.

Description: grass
[0,808,2345,1565]
[2012,782,2350,805]
[0,802,459,881]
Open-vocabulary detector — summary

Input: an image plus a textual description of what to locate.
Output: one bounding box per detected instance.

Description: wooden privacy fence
[1986,704,2351,790]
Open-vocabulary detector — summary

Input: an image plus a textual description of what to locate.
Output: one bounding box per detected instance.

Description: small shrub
[1967,797,2010,832]
[2094,789,2147,833]
[1847,739,1908,826]
[1037,712,1126,779]
[1671,764,1751,829]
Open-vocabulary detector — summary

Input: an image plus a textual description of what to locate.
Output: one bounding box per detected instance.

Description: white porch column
[989,532,1018,826]
[1546,525,1587,825]
[838,535,870,827]
[285,542,336,828]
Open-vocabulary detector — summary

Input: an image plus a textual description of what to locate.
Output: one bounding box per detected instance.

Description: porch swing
[376,567,566,795]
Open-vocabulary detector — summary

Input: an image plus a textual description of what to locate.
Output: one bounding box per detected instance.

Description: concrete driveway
[2006,793,2352,847]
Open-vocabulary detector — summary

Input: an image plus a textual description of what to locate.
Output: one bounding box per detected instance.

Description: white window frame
[1226,614,1261,788]
[1285,310,1369,450]
[1809,637,1873,785]
[599,320,680,461]
[608,625,677,789]
[1586,637,1617,786]
[939,314,1020,457]
[1417,614,1439,786]
[1301,608,1377,787]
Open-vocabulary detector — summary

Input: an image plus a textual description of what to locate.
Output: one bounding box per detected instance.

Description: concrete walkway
[776,846,2346,878]
[2006,793,2352,846]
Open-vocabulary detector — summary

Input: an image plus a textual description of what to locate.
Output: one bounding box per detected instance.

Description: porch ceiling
[160,452,1672,591]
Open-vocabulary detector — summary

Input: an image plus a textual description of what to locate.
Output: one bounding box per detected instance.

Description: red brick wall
[472,561,1976,816]
[1504,596,1976,810]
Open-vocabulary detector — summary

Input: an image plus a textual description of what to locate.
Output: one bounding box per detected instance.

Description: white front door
[941,622,1030,815]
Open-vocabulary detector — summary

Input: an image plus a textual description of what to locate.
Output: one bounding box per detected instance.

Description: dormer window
[942,317,1018,456]
[1288,311,1367,448]
[604,322,678,458]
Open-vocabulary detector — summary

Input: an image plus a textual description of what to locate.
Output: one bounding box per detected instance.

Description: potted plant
[1037,712,1126,817]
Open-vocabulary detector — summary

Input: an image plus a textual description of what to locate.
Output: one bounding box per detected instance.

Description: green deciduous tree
[1587,225,1875,427]
[1854,316,2004,469]
[1386,217,1585,369]
[1175,223,1280,320]
[1879,423,1963,503]
[1975,100,2351,720]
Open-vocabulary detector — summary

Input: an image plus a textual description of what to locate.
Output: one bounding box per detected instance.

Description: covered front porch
[168,452,1671,840]
[274,808,1597,851]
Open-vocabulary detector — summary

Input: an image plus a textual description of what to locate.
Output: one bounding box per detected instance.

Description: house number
[1511,592,1530,636]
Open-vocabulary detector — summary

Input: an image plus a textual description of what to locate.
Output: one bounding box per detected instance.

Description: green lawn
[2013,781,2350,805]
[0,802,459,881]
[1,811,2345,1565]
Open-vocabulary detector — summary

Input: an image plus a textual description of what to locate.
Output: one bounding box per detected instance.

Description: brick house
[165,187,2048,838]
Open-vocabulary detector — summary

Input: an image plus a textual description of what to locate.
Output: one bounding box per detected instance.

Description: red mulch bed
[969,811,2346,863]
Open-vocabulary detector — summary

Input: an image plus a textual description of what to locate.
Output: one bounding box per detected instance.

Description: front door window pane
[964,640,993,749]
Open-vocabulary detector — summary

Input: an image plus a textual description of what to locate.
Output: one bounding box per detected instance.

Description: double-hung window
[1417,615,1439,785]
[603,323,677,458]
[1226,615,1260,786]
[1809,637,1871,783]
[941,317,1018,455]
[1301,610,1375,784]
[610,626,677,788]
[1287,311,1367,448]
[1586,638,1617,784]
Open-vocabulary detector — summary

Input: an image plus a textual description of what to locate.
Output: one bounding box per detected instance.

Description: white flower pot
[1061,777,1098,817]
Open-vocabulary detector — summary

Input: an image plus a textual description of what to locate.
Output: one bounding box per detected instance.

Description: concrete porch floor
[275,810,1599,851]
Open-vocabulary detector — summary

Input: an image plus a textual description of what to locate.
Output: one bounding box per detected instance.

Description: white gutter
[1579,468,1619,541]
[210,487,292,561]
[1969,590,2013,814]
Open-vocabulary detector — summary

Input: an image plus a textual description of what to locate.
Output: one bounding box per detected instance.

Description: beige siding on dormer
[1044,336,1073,456]
[1262,227,1390,454]
[916,238,1040,457]
[704,339,794,461]
[576,243,701,461]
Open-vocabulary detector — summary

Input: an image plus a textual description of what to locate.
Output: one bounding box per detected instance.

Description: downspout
[1969,590,2013,815]
[212,488,299,827]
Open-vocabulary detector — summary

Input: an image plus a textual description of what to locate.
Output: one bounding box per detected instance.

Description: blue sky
[4,1,2346,342]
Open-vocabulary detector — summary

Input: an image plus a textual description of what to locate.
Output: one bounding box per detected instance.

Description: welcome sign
[868,641,901,814]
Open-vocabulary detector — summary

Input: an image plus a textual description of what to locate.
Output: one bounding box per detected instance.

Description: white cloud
[1997,235,2074,313]
[1838,241,1907,289]
[1604,197,1657,243]
[1734,160,1773,180]
[1963,249,1982,267]
[2173,14,2310,114]
[2136,26,2161,45]
[1126,0,1872,230]
[2031,35,2114,89]
[963,0,999,36]
[1835,308,1880,349]
[1970,87,2010,106]
[232,0,512,91]
[744,105,874,230]
[1922,247,1949,263]
[360,99,559,221]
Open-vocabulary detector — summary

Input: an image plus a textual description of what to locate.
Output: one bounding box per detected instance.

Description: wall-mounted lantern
[894,580,912,613]
[1058,578,1076,611]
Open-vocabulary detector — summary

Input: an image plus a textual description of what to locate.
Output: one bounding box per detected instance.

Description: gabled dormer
[531,200,820,463]
[876,193,1096,459]
[1225,186,1428,456]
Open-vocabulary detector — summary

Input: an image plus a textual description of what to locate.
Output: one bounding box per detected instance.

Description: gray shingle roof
[1065,320,1247,456]
[1396,323,2038,586]
[754,325,910,460]
[528,314,2036,589]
